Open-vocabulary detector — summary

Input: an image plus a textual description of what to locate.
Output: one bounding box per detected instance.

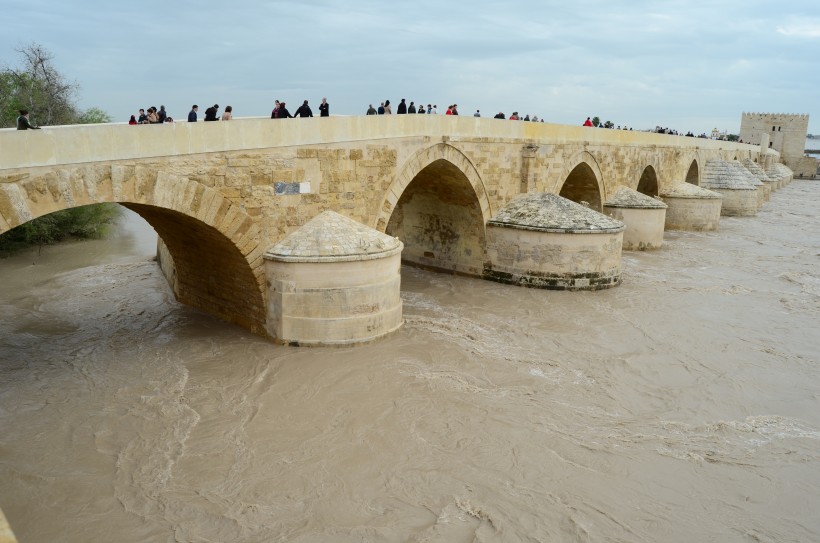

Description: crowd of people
[128,105,173,125]
[120,101,726,140]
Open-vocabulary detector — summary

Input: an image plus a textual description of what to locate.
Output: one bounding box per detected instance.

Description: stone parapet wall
[0,116,757,172]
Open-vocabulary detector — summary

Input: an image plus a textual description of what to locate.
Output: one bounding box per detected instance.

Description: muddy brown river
[1,182,819,542]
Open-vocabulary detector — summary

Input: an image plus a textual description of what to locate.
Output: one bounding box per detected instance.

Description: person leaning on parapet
[377,102,385,115]
[494,111,505,119]
[397,98,407,114]
[158,105,167,123]
[319,97,329,117]
[384,100,392,114]
[583,117,593,126]
[188,105,198,122]
[418,104,426,114]
[271,100,280,118]
[366,104,377,115]
[138,108,148,123]
[221,105,233,121]
[294,100,313,118]
[474,109,480,117]
[204,104,220,121]
[16,109,41,130]
[408,101,416,114]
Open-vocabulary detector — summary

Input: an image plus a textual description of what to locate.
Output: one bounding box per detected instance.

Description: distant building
[710,128,727,140]
[739,112,816,177]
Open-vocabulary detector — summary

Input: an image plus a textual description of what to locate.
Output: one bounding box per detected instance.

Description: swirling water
[1,182,819,542]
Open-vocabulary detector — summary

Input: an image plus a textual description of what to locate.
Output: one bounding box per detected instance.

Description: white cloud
[777,22,820,38]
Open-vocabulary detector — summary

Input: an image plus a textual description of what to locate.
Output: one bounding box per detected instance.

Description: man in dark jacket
[318,98,329,117]
[397,98,407,114]
[294,100,313,118]
[16,110,40,130]
[188,105,198,122]
[204,104,219,121]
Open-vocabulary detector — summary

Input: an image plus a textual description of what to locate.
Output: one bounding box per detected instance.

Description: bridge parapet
[0,116,756,172]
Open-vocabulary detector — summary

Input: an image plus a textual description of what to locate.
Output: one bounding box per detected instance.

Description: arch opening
[685,160,699,186]
[385,159,486,276]
[559,163,602,211]
[124,203,266,336]
[0,201,266,336]
[637,165,659,197]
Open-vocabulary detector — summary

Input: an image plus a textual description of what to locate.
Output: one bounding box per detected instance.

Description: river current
[1,182,819,542]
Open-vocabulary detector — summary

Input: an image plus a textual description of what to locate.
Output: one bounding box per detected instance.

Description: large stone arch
[0,163,267,336]
[378,143,492,276]
[636,165,659,196]
[557,151,605,211]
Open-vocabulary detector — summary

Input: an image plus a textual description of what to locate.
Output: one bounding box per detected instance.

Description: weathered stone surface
[741,158,774,184]
[659,182,722,199]
[265,210,401,262]
[702,160,757,190]
[702,160,758,217]
[264,211,403,345]
[488,192,625,233]
[604,186,667,209]
[604,188,667,250]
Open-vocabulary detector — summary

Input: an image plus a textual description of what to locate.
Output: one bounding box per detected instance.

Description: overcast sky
[3,0,818,134]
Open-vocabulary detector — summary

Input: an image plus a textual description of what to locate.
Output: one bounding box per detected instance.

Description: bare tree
[2,43,79,126]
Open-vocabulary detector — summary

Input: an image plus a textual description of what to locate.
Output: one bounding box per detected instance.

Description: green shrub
[0,203,122,255]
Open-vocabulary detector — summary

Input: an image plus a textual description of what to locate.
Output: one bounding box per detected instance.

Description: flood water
[1,182,819,542]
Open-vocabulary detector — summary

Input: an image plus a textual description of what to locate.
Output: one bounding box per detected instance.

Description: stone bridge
[0,117,762,339]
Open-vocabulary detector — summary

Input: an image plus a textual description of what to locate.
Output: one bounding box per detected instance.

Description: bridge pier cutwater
[0,116,791,344]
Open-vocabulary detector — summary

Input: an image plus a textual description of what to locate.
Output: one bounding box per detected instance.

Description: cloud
[776,22,820,38]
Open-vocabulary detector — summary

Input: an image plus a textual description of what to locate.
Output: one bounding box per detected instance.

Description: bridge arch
[558,151,605,211]
[685,158,700,186]
[636,165,659,196]
[0,165,267,336]
[378,143,492,276]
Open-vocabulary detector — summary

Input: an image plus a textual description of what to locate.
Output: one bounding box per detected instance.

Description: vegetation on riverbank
[1,43,118,255]
[0,204,122,256]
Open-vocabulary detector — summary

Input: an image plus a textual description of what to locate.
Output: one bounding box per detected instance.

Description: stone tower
[739,113,815,177]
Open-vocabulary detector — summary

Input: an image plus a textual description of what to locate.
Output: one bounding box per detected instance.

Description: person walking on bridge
[277,102,293,118]
[294,100,313,118]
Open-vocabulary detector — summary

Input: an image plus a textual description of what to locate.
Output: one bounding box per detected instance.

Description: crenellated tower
[739,113,815,177]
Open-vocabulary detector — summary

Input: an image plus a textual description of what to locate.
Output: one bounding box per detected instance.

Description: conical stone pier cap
[741,158,774,184]
[660,182,723,199]
[702,160,756,190]
[604,187,667,209]
[264,210,403,263]
[488,192,625,234]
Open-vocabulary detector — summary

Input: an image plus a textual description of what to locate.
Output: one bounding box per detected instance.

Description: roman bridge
[0,116,763,340]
